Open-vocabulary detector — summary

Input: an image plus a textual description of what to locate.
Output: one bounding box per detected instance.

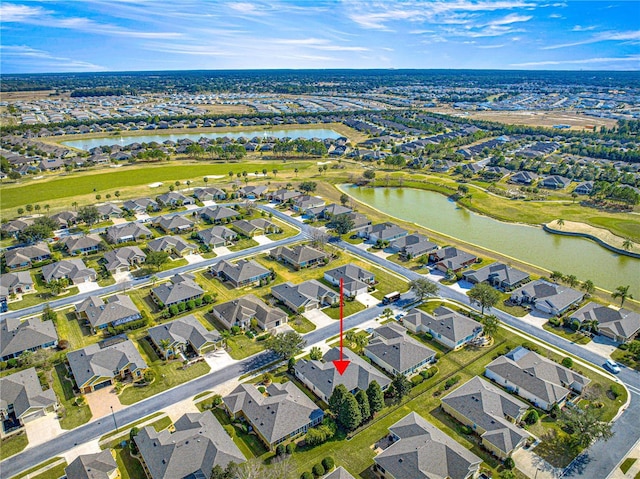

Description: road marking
[625,384,640,396]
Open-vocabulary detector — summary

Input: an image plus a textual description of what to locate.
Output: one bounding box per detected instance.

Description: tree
[581,279,595,296]
[338,392,362,430]
[391,374,412,401]
[294,168,298,177]
[18,216,58,243]
[560,406,614,449]
[95,194,101,201]
[77,206,100,226]
[622,239,633,251]
[42,303,57,322]
[557,218,565,226]
[159,339,171,360]
[145,251,169,271]
[363,169,375,180]
[550,271,564,283]
[339,193,349,206]
[562,357,573,368]
[331,214,354,236]
[482,315,500,340]
[409,278,439,301]
[309,346,323,360]
[47,278,68,296]
[468,282,500,315]
[565,274,579,288]
[266,331,306,359]
[355,389,371,420]
[329,384,348,416]
[299,181,317,193]
[612,285,633,306]
[272,169,278,177]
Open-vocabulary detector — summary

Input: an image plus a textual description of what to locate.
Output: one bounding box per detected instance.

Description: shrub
[435,352,443,361]
[312,464,325,477]
[231,325,241,335]
[610,384,624,399]
[256,333,270,341]
[211,394,222,406]
[276,444,285,456]
[286,442,295,454]
[423,332,433,340]
[177,302,186,312]
[186,300,196,310]
[169,305,179,316]
[524,409,539,425]
[0,361,6,370]
[245,331,255,339]
[202,294,213,304]
[411,375,424,386]
[321,457,335,471]
[561,357,573,368]
[420,366,438,379]
[444,375,461,390]
[459,425,472,434]
[302,473,313,479]
[7,358,18,369]
[258,386,266,394]
[521,342,539,353]
[504,457,515,470]
[619,343,629,350]
[57,339,70,350]
[549,317,561,327]
[550,404,560,418]
[195,298,203,307]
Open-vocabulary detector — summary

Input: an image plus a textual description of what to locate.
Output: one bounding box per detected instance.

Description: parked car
[604,359,621,374]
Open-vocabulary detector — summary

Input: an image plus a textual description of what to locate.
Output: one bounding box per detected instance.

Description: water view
[344,185,639,297]
[61,128,342,151]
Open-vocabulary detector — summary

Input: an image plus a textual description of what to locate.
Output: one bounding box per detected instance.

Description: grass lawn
[0,432,28,460]
[199,311,268,360]
[493,300,530,318]
[52,362,92,429]
[228,237,259,251]
[8,286,80,311]
[288,315,317,334]
[54,309,102,350]
[118,338,211,405]
[99,411,164,443]
[621,458,638,474]
[127,286,164,322]
[324,301,366,319]
[131,258,188,278]
[211,407,268,459]
[28,462,68,479]
[266,218,299,240]
[114,444,146,479]
[611,348,640,371]
[11,457,63,479]
[542,322,592,345]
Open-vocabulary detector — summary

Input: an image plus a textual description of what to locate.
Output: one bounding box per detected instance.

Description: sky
[1,0,639,73]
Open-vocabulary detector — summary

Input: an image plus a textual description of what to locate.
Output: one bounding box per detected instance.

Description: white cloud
[227,2,264,15]
[1,45,104,71]
[486,13,532,26]
[544,30,640,49]
[549,13,563,18]
[572,25,597,32]
[0,3,49,22]
[272,37,369,51]
[511,55,640,66]
[476,43,506,48]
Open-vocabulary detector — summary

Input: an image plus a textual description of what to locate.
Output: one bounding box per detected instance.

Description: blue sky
[1,1,639,73]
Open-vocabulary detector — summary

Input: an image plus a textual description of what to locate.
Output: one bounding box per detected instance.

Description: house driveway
[112,271,133,284]
[76,281,101,294]
[203,348,237,372]
[24,412,63,448]
[583,334,619,357]
[111,217,128,225]
[213,246,232,256]
[513,447,562,479]
[62,439,101,465]
[355,293,379,308]
[253,235,273,246]
[85,386,124,419]
[303,308,335,329]
[184,253,205,264]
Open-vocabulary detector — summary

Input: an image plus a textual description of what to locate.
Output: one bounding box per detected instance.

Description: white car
[604,359,621,374]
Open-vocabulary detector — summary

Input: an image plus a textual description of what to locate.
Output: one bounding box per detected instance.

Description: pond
[61,128,342,151]
[344,185,639,297]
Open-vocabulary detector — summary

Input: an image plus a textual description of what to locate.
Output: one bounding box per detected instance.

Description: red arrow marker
[333,277,350,375]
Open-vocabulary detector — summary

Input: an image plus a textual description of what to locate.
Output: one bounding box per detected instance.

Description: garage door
[92,380,112,391]
[22,409,46,423]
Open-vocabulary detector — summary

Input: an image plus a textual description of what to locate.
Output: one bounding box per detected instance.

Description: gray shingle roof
[4,242,51,267]
[147,235,197,254]
[67,339,147,389]
[103,246,146,272]
[76,294,142,329]
[270,244,328,267]
[135,412,244,479]
[324,466,356,479]
[151,274,204,306]
[463,262,530,288]
[368,223,407,241]
[324,264,373,284]
[442,376,530,456]
[432,247,477,271]
[154,214,194,231]
[0,317,58,360]
[64,450,118,479]
[147,315,220,353]
[210,259,270,285]
[271,280,338,311]
[375,412,482,479]
[223,382,323,445]
[295,347,390,400]
[0,367,57,419]
[511,279,584,313]
[365,323,435,374]
[42,259,97,283]
[96,203,122,218]
[61,234,102,253]
[212,294,287,330]
[105,222,153,243]
[403,307,482,345]
[571,302,640,341]
[200,206,239,222]
[123,197,159,212]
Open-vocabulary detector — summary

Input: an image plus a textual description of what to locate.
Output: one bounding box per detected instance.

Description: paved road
[2,204,638,479]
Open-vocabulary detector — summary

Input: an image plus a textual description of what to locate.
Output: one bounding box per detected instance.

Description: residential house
[0,368,57,427]
[0,271,35,311]
[430,247,477,274]
[196,226,237,248]
[510,279,584,316]
[147,236,197,257]
[388,234,438,259]
[373,412,482,479]
[103,246,146,274]
[67,339,148,393]
[147,315,221,360]
[574,181,594,195]
[1,218,33,239]
[135,412,244,479]
[0,317,58,361]
[75,294,142,332]
[210,259,271,288]
[4,242,51,269]
[270,244,328,270]
[403,306,483,350]
[292,195,325,212]
[153,214,194,234]
[268,189,302,203]
[359,223,408,244]
[105,222,153,244]
[441,376,531,459]
[122,198,159,214]
[509,171,539,185]
[231,219,261,237]
[151,274,204,308]
[329,212,371,232]
[156,191,194,207]
[38,158,65,171]
[96,203,123,220]
[485,346,590,411]
[294,347,391,403]
[42,259,97,284]
[324,264,375,297]
[540,175,572,189]
[463,263,530,291]
[365,322,436,377]
[64,450,119,479]
[200,205,240,224]
[193,187,227,202]
[237,185,268,199]
[61,234,103,255]
[250,218,280,234]
[325,468,356,479]
[223,382,324,449]
[50,211,78,229]
[271,280,339,312]
[570,302,640,343]
[211,294,287,330]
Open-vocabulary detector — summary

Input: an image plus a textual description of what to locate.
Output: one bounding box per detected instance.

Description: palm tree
[482,315,500,340]
[550,271,564,283]
[557,218,565,227]
[612,285,633,307]
[150,275,158,286]
[581,279,595,297]
[44,204,50,213]
[158,339,171,360]
[294,168,298,177]
[72,201,78,211]
[220,330,231,349]
[622,239,633,251]
[565,274,579,288]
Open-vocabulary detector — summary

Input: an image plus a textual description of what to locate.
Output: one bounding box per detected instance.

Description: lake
[61,128,342,151]
[344,185,639,297]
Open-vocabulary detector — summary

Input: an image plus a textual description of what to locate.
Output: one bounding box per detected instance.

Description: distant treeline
[70,87,131,97]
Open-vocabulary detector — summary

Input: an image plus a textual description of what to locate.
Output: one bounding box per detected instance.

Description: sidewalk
[609,439,640,479]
